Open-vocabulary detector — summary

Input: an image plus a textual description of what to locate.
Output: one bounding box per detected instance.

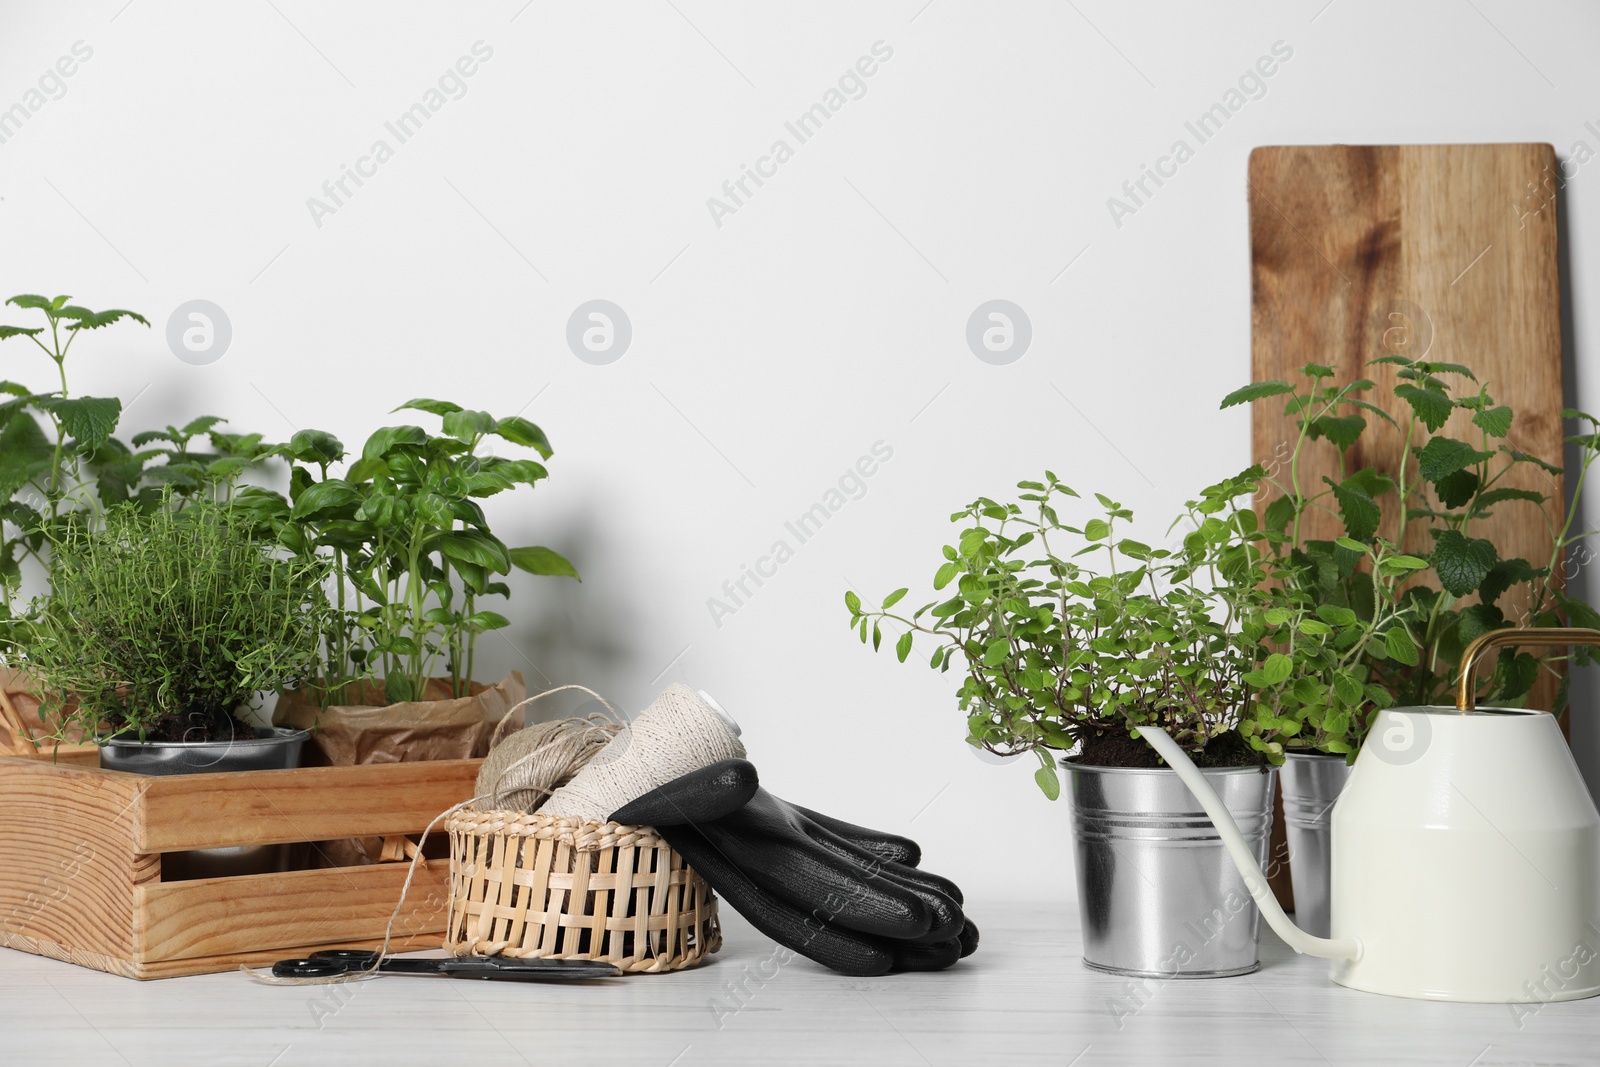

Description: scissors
[271,949,622,982]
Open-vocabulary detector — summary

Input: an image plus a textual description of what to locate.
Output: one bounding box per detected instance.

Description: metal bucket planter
[100,727,310,879]
[1278,751,1352,938]
[1066,760,1277,978]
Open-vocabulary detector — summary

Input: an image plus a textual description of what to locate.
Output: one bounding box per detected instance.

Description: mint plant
[246,399,579,706]
[846,468,1290,798]
[0,294,284,653]
[0,294,148,645]
[1226,358,1600,755]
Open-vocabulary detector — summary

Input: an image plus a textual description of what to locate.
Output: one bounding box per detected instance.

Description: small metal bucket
[1278,751,1352,939]
[1066,760,1277,978]
[100,727,310,879]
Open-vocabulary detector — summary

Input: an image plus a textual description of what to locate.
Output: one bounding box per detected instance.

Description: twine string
[242,683,622,987]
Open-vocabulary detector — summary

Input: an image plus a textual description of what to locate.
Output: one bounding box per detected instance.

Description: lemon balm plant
[1225,358,1600,756]
[846,468,1294,799]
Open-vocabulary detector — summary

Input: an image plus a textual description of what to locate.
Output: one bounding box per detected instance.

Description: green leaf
[1472,405,1513,438]
[179,415,226,438]
[1323,477,1380,541]
[0,414,53,497]
[1316,604,1358,627]
[490,459,548,487]
[362,424,428,462]
[355,493,399,528]
[982,639,1009,667]
[1474,487,1546,509]
[492,416,553,459]
[0,325,44,341]
[1261,652,1293,686]
[933,562,959,590]
[1306,414,1366,450]
[384,671,415,704]
[1084,519,1111,541]
[5,294,55,311]
[435,527,508,572]
[1385,626,1419,666]
[1500,446,1563,476]
[1434,468,1479,509]
[507,545,579,580]
[1416,437,1494,483]
[464,610,511,631]
[1394,384,1453,432]
[1431,529,1498,597]
[1333,672,1364,706]
[845,590,862,615]
[290,478,361,519]
[1034,763,1060,800]
[1497,651,1539,701]
[882,587,908,610]
[442,408,497,442]
[1220,381,1295,409]
[395,397,463,417]
[282,428,344,465]
[39,396,120,448]
[1479,558,1537,606]
[895,631,914,663]
[61,308,149,331]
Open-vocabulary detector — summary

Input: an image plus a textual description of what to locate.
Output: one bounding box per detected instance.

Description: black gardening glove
[610,759,979,977]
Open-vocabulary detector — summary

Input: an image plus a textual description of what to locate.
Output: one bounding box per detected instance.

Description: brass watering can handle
[1455,627,1600,710]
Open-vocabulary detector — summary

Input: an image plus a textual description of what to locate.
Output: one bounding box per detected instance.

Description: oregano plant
[846,468,1294,798]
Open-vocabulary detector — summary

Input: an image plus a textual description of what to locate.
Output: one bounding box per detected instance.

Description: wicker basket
[445,809,719,973]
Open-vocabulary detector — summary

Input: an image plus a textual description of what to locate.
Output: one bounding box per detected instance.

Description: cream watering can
[1142,628,1600,1003]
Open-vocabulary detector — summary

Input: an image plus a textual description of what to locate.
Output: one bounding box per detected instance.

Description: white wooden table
[0,896,1591,1066]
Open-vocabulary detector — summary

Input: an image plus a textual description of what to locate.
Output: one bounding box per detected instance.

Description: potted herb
[258,400,579,771]
[847,468,1294,977]
[0,293,281,756]
[26,493,329,763]
[1225,358,1600,935]
[23,492,332,875]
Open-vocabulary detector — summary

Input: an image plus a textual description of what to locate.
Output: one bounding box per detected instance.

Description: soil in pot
[1073,727,1266,769]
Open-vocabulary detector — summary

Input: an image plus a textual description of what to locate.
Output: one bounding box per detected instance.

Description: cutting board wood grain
[1248,144,1568,911]
[1249,143,1566,704]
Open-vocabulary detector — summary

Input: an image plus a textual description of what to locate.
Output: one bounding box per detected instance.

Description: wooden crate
[0,754,481,979]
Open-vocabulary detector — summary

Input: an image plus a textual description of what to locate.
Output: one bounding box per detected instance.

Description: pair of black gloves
[610,759,977,976]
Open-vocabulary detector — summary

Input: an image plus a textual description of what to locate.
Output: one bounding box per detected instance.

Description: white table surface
[0,896,1592,1067]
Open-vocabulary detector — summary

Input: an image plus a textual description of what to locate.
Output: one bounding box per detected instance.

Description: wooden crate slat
[135,759,482,851]
[134,860,452,963]
[0,753,482,979]
[0,757,143,960]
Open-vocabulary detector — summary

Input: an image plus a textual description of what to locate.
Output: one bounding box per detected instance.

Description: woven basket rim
[447,808,664,850]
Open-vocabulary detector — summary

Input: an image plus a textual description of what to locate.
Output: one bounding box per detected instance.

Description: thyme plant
[27,495,331,744]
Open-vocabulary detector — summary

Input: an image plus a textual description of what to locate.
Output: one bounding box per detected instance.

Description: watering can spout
[1138,726,1363,963]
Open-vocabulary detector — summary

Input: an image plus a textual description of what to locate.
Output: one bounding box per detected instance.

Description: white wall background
[4,0,1600,901]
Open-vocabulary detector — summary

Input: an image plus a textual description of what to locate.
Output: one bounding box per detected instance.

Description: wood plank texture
[135,759,482,851]
[0,757,143,962]
[1249,144,1566,714]
[134,861,453,964]
[0,755,482,978]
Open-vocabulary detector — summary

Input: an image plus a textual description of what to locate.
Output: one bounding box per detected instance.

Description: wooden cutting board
[1249,143,1565,689]
[1248,144,1567,909]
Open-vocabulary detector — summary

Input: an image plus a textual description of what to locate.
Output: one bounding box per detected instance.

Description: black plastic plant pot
[99,726,311,879]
